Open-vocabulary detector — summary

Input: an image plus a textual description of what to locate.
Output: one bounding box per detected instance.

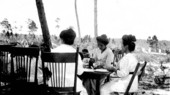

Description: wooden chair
[0,44,13,94]
[110,62,147,95]
[10,46,40,95]
[11,46,40,83]
[124,62,147,95]
[112,63,140,95]
[41,47,79,95]
[138,61,147,81]
[124,63,141,95]
[109,63,141,95]
[0,45,12,73]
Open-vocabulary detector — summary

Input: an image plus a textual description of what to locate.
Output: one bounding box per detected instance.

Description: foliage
[55,18,60,28]
[0,18,12,32]
[82,35,91,43]
[147,35,159,52]
[27,19,38,33]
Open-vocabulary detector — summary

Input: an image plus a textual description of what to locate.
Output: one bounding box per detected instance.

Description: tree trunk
[75,0,81,41]
[35,0,52,52]
[94,0,98,38]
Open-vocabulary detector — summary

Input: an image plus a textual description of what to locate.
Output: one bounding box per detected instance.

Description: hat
[96,34,109,45]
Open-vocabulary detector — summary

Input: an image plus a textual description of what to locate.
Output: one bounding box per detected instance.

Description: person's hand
[93,62,98,68]
[83,62,89,68]
[83,58,90,63]
[112,67,117,72]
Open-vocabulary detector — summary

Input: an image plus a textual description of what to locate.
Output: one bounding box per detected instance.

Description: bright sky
[0,0,170,41]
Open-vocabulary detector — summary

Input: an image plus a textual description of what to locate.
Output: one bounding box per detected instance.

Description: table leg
[96,79,100,95]
[83,78,91,95]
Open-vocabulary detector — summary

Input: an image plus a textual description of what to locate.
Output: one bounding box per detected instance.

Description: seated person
[50,28,87,95]
[81,49,91,68]
[100,34,138,95]
[92,34,114,70]
[79,49,90,60]
[82,34,115,95]
[82,49,90,58]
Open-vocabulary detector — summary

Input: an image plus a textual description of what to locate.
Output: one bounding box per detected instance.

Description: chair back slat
[0,45,13,88]
[11,47,39,57]
[138,61,147,81]
[124,63,140,95]
[0,45,13,73]
[41,47,79,95]
[11,47,39,84]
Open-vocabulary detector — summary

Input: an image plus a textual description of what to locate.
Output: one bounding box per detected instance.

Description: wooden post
[94,0,98,38]
[35,0,52,52]
[75,0,81,41]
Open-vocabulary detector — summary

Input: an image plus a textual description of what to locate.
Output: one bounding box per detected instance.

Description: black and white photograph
[0,0,170,95]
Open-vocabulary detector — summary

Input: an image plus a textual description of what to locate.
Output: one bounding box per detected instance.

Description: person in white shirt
[100,34,138,95]
[83,34,114,95]
[49,28,87,95]
[92,34,114,70]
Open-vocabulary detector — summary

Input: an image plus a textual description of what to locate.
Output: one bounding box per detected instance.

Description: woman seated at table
[82,34,114,95]
[50,28,87,95]
[100,34,138,95]
[92,34,114,70]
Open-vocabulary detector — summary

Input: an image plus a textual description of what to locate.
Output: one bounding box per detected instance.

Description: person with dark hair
[83,34,114,95]
[82,49,88,53]
[50,28,87,95]
[100,34,138,95]
[82,49,90,58]
[81,49,91,68]
[82,49,88,55]
[79,48,90,60]
[92,34,114,70]
[59,28,76,45]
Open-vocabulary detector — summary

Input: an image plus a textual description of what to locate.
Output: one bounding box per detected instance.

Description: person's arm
[91,49,97,60]
[103,50,115,70]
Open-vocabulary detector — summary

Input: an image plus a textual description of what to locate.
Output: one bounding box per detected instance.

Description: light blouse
[112,53,138,92]
[92,47,114,69]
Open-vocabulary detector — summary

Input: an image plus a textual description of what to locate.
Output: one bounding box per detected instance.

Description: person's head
[121,34,136,53]
[96,34,109,51]
[82,49,89,58]
[59,28,76,45]
[82,49,89,54]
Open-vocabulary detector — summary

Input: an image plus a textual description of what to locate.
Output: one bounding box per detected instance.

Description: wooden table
[80,69,110,95]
